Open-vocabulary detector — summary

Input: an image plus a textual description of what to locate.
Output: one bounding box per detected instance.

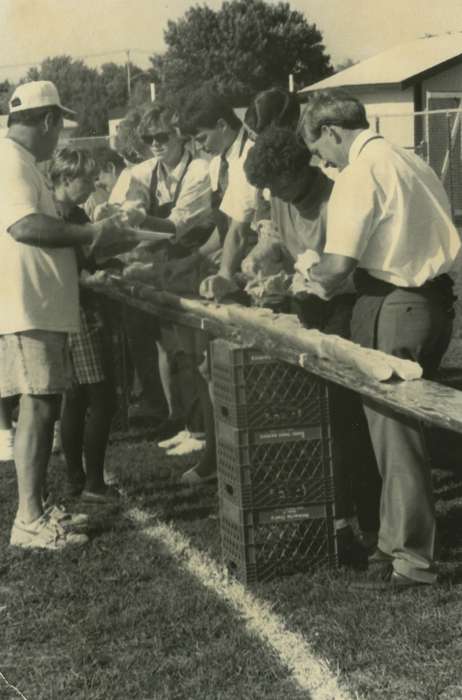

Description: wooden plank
[84,277,462,434]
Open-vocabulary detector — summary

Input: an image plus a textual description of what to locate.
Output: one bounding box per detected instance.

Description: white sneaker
[158,430,191,450]
[45,504,90,530]
[166,436,206,456]
[0,429,14,462]
[10,514,88,549]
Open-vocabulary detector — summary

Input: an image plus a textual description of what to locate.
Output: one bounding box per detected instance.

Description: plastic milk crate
[211,338,330,430]
[220,497,337,584]
[217,421,334,509]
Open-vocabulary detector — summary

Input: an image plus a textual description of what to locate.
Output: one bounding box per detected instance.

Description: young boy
[50,147,119,503]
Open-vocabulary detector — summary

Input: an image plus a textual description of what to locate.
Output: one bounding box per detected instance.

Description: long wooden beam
[84,276,462,435]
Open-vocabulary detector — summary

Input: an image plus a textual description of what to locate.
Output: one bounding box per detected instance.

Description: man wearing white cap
[0,81,135,550]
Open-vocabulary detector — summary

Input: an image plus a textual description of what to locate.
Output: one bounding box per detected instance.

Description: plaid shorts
[0,329,73,397]
[68,307,106,385]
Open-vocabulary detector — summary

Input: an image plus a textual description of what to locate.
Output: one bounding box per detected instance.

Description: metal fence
[372,108,462,221]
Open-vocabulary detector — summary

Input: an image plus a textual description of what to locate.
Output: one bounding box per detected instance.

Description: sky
[0,0,461,83]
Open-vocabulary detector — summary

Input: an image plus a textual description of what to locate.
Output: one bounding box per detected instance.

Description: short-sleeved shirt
[270,169,333,265]
[0,138,79,335]
[112,150,214,242]
[108,167,132,205]
[210,128,257,224]
[324,130,461,287]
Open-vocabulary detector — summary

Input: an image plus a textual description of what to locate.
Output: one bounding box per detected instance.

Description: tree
[100,62,130,110]
[27,56,108,136]
[150,0,333,104]
[335,58,357,73]
[0,80,14,115]
[100,62,155,111]
[21,56,155,136]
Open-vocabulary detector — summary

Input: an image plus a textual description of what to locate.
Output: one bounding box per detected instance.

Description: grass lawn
[1,428,462,700]
[2,254,462,699]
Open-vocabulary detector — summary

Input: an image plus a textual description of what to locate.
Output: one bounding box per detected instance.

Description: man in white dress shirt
[300,90,460,588]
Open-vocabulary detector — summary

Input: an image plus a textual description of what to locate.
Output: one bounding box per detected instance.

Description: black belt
[354,269,456,314]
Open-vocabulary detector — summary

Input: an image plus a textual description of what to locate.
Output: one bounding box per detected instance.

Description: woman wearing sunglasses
[112,103,216,445]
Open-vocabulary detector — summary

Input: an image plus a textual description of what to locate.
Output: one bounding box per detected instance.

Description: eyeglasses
[140,132,171,146]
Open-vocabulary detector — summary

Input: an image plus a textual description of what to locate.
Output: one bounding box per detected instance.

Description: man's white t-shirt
[0,138,79,335]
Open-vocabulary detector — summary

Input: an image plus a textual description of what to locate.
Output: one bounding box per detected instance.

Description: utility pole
[126,49,131,98]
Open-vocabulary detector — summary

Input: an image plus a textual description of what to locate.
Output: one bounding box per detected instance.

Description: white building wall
[359,87,415,147]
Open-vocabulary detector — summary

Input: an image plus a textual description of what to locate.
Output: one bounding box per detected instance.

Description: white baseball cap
[9,80,76,118]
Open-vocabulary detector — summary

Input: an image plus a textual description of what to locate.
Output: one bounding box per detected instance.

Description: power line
[0,47,153,72]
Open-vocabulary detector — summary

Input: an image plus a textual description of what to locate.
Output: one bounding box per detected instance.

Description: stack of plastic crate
[211,338,337,584]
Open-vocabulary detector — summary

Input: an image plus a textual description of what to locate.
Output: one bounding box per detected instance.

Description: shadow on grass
[108,427,168,445]
[160,506,216,522]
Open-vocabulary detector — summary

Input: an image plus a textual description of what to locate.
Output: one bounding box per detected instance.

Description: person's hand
[122,261,154,278]
[241,241,283,278]
[93,201,119,222]
[242,249,282,278]
[291,271,310,295]
[120,203,146,227]
[291,271,330,300]
[122,262,163,286]
[161,253,204,294]
[89,215,138,259]
[199,273,239,301]
[163,253,200,281]
[241,255,260,278]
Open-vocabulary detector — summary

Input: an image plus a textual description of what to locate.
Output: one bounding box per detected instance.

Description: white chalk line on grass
[0,670,29,700]
[128,507,357,700]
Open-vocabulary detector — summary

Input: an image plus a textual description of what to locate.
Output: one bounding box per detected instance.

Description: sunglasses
[140,132,171,146]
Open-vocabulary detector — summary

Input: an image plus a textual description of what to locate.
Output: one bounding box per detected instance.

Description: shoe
[351,565,433,592]
[368,548,393,566]
[0,429,14,462]
[180,466,217,486]
[158,430,191,450]
[10,514,88,550]
[80,486,121,504]
[45,505,89,530]
[152,419,185,443]
[166,436,206,457]
[351,564,433,591]
[390,571,433,589]
[336,525,368,569]
[360,531,379,555]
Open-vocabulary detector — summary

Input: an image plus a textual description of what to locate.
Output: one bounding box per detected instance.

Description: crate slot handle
[220,405,230,419]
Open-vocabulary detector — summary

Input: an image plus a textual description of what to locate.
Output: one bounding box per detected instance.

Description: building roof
[301,33,462,92]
